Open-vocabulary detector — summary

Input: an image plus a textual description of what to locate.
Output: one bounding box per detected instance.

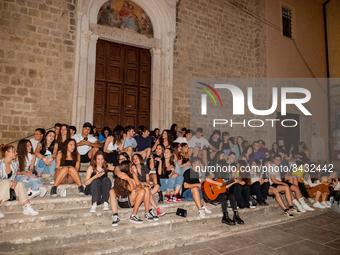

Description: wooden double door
[93,40,151,131]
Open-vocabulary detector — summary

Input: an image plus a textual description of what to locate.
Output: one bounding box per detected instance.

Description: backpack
[331,191,340,213]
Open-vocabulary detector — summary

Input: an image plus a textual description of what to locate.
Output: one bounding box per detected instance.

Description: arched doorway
[72,0,176,131]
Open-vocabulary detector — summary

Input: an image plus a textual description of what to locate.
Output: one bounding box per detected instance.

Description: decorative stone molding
[72,0,176,130]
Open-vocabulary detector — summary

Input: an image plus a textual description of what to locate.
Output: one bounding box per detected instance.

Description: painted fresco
[97,0,153,38]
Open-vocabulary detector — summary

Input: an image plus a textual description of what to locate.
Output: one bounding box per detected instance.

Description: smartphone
[83,137,88,141]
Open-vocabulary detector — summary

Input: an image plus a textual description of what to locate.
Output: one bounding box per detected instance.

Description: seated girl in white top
[15,139,47,199]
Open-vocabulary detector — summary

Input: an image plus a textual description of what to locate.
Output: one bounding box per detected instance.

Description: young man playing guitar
[182,157,212,218]
[204,159,244,225]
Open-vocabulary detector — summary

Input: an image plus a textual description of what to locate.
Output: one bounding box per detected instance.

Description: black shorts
[272,182,292,189]
[117,196,133,208]
[105,151,119,166]
[80,151,91,163]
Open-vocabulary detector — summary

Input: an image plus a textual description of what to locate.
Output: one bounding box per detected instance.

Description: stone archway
[72,0,177,130]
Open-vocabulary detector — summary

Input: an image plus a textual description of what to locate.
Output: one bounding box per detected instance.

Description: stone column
[85,34,100,124]
[76,31,92,129]
[150,47,161,130]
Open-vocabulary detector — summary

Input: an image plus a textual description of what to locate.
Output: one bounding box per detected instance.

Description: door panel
[94,40,151,131]
[276,113,300,153]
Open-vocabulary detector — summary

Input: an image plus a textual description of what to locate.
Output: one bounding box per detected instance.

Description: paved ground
[152,211,340,255]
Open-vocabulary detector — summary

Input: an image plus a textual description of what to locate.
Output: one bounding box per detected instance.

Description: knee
[68,167,77,173]
[191,186,199,194]
[273,188,279,195]
[138,188,146,196]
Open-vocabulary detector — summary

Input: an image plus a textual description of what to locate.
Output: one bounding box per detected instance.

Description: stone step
[0,199,207,232]
[39,172,113,186]
[0,207,329,254]
[0,198,282,232]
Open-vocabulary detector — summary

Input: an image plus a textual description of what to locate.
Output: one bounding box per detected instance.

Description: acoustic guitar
[201,179,235,200]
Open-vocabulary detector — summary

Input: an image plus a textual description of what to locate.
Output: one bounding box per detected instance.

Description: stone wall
[173,0,267,139]
[0,0,76,144]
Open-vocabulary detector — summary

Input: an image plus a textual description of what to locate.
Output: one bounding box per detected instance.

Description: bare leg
[191,187,202,210]
[68,167,82,187]
[143,187,150,213]
[192,147,199,157]
[149,173,158,185]
[149,191,158,209]
[277,185,293,206]
[174,185,181,194]
[54,167,69,187]
[151,184,160,195]
[321,192,328,202]
[198,149,208,167]
[290,185,303,199]
[109,189,118,214]
[132,188,146,215]
[268,186,287,210]
[314,190,321,202]
[88,148,99,160]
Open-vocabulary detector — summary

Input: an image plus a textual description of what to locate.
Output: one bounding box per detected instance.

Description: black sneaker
[78,185,85,196]
[144,212,154,221]
[158,192,163,203]
[112,214,120,226]
[130,215,143,224]
[149,210,159,221]
[50,186,57,197]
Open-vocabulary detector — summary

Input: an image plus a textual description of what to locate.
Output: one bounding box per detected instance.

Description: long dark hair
[41,130,56,155]
[56,124,70,146]
[159,129,173,147]
[114,160,133,197]
[287,143,295,158]
[90,150,108,173]
[171,142,182,161]
[17,139,33,172]
[113,125,124,145]
[170,124,178,140]
[161,148,175,176]
[100,126,111,138]
[236,136,243,156]
[211,151,224,166]
[61,139,78,166]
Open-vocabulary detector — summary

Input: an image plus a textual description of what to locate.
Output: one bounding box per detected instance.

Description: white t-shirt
[107,142,119,151]
[174,137,188,144]
[72,133,97,155]
[268,165,282,185]
[189,136,210,150]
[30,138,39,152]
[334,181,340,191]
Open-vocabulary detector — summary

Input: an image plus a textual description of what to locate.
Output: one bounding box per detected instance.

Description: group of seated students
[0,123,338,228]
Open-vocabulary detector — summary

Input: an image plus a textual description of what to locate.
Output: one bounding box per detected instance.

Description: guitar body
[201,179,227,201]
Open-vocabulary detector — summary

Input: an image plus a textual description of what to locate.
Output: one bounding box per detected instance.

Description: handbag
[176,208,187,217]
[8,188,16,201]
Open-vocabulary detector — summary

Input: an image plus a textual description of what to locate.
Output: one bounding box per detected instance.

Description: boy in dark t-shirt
[182,157,212,218]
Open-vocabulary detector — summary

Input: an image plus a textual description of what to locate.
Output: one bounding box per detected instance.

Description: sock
[289,206,294,209]
[298,197,307,206]
[284,209,289,212]
[292,199,300,207]
[149,209,152,213]
[113,213,118,216]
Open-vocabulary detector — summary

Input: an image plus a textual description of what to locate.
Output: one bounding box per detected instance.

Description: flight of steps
[0,169,330,255]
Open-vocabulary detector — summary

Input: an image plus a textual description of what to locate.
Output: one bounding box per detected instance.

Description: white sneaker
[326,201,332,207]
[0,210,4,218]
[313,202,326,209]
[27,188,41,200]
[103,202,110,211]
[302,204,315,211]
[39,187,47,197]
[202,205,212,214]
[321,201,331,208]
[50,176,55,185]
[23,204,39,216]
[90,203,97,213]
[57,188,67,198]
[198,209,205,219]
